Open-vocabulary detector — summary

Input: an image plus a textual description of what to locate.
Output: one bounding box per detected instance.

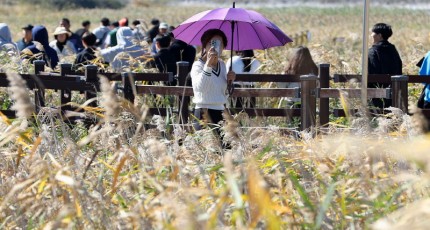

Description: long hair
[284,46,318,75]
[238,50,254,72]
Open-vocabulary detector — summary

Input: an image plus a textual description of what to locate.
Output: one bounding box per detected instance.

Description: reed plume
[6,72,34,120]
[99,75,120,122]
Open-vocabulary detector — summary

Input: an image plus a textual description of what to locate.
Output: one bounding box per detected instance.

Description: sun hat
[53,26,71,36]
[159,22,168,29]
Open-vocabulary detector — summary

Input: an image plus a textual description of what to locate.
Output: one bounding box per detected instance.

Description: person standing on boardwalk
[190,29,236,140]
[226,49,261,108]
[368,23,402,110]
[279,46,318,108]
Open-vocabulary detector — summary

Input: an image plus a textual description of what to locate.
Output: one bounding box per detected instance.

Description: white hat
[53,26,71,36]
[159,22,168,29]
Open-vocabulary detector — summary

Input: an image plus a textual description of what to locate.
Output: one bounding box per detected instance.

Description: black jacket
[68,32,84,52]
[152,48,177,85]
[368,40,402,109]
[146,25,159,42]
[74,47,97,66]
[368,40,402,76]
[169,39,196,72]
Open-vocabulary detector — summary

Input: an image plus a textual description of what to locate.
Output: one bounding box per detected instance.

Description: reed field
[1,2,430,229]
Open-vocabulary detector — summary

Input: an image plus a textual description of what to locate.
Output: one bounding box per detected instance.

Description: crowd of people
[0,18,425,146]
[0,17,197,73]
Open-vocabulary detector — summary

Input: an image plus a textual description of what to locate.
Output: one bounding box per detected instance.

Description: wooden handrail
[136,85,300,97]
[319,88,391,99]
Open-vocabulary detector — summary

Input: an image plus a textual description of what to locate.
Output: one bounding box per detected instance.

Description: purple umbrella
[172,3,292,51]
[172,2,293,93]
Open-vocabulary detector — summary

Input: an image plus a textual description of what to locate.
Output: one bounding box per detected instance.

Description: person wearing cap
[49,26,76,60]
[16,24,34,51]
[21,25,59,69]
[93,17,111,48]
[151,22,169,54]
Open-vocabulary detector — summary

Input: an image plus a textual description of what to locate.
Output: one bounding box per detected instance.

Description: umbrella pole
[228,2,236,95]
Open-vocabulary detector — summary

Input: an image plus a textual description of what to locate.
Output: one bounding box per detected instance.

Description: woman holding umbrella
[191,29,236,135]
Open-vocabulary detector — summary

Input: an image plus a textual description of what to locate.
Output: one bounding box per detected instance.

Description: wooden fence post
[177,61,190,124]
[300,74,317,131]
[391,75,408,112]
[60,63,72,112]
[34,60,45,74]
[177,61,189,86]
[85,65,98,107]
[33,60,45,112]
[122,72,135,103]
[319,63,330,127]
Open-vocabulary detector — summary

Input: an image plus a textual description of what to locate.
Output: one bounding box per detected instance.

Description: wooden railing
[0,60,426,132]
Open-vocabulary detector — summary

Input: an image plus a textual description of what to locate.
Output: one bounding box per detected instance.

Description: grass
[1,2,430,229]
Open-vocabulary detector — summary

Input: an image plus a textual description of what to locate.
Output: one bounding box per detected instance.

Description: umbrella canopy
[172,6,292,51]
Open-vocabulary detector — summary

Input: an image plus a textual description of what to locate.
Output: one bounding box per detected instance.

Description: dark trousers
[193,108,224,131]
[231,84,256,108]
[193,108,225,145]
[368,83,392,112]
[193,108,234,149]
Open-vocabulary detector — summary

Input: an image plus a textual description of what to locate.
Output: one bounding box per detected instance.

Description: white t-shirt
[226,55,261,86]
